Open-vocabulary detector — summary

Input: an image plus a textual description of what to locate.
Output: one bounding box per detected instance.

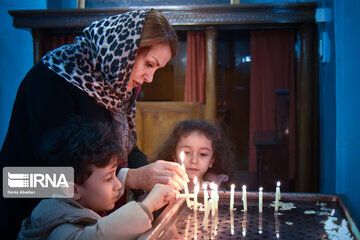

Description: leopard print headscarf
[42,9,151,159]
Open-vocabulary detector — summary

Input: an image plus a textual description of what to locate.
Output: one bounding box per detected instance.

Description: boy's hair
[153,120,234,179]
[40,118,125,185]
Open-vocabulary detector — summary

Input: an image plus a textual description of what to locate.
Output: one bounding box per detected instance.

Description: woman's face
[175,131,214,182]
[127,43,172,92]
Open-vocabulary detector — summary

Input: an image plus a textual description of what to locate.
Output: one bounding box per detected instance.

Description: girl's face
[175,131,214,182]
[127,43,172,92]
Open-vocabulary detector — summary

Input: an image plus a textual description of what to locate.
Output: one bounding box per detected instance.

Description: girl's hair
[40,117,125,185]
[153,120,234,178]
[138,10,179,58]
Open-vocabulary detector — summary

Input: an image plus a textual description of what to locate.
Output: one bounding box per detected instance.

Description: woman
[1,9,187,238]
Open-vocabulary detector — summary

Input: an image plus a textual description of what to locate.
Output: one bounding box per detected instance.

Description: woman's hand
[126,160,189,192]
[141,184,176,212]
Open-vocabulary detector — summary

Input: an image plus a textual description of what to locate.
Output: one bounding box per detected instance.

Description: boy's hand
[141,184,176,212]
[126,160,189,192]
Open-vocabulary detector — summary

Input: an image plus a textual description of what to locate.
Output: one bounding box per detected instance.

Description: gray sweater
[17,197,153,240]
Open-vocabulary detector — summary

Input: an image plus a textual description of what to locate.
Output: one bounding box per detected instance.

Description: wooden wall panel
[135,102,204,160]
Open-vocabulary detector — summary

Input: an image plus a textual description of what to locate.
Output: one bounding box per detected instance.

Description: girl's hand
[141,184,176,212]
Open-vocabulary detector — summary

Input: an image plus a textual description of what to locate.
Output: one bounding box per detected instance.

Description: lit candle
[275,212,280,238]
[194,206,198,240]
[211,208,219,238]
[214,212,219,236]
[203,183,208,210]
[275,181,281,212]
[202,198,211,227]
[230,184,235,210]
[180,151,191,208]
[184,214,190,240]
[259,187,263,212]
[176,193,196,198]
[230,209,235,235]
[258,212,263,234]
[214,184,219,211]
[242,185,247,212]
[242,212,247,237]
[210,210,216,239]
[210,182,216,216]
[193,177,199,211]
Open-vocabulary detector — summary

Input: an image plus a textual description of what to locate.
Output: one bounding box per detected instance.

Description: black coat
[0,61,148,238]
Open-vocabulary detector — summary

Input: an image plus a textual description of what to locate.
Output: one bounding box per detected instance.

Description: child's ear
[72,183,82,200]
[208,157,215,168]
[62,182,75,198]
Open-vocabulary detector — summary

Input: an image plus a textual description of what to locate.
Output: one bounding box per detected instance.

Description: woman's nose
[144,70,155,83]
[144,77,152,83]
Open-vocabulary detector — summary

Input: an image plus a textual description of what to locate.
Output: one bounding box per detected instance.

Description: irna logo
[8,172,69,188]
[3,167,74,198]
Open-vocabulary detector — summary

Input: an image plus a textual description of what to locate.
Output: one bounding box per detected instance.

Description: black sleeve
[1,62,79,166]
[0,62,83,239]
[1,61,114,166]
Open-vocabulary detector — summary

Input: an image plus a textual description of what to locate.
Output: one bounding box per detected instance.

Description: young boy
[17,120,176,240]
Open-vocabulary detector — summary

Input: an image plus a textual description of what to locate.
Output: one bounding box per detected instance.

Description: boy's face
[75,161,121,212]
[175,131,214,182]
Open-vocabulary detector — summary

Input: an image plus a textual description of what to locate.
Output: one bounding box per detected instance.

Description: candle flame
[242,185,246,190]
[277,181,281,187]
[231,184,235,189]
[259,187,263,191]
[194,177,199,194]
[331,209,335,216]
[180,151,185,163]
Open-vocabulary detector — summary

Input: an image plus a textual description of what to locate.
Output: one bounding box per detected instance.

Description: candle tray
[138,192,359,239]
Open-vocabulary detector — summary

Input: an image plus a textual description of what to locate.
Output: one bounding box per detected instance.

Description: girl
[153,120,235,190]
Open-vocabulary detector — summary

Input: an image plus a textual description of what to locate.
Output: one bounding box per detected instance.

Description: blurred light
[242,56,251,63]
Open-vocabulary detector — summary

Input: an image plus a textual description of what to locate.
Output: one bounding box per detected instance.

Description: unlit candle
[259,187,263,212]
[230,184,235,210]
[242,185,247,212]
